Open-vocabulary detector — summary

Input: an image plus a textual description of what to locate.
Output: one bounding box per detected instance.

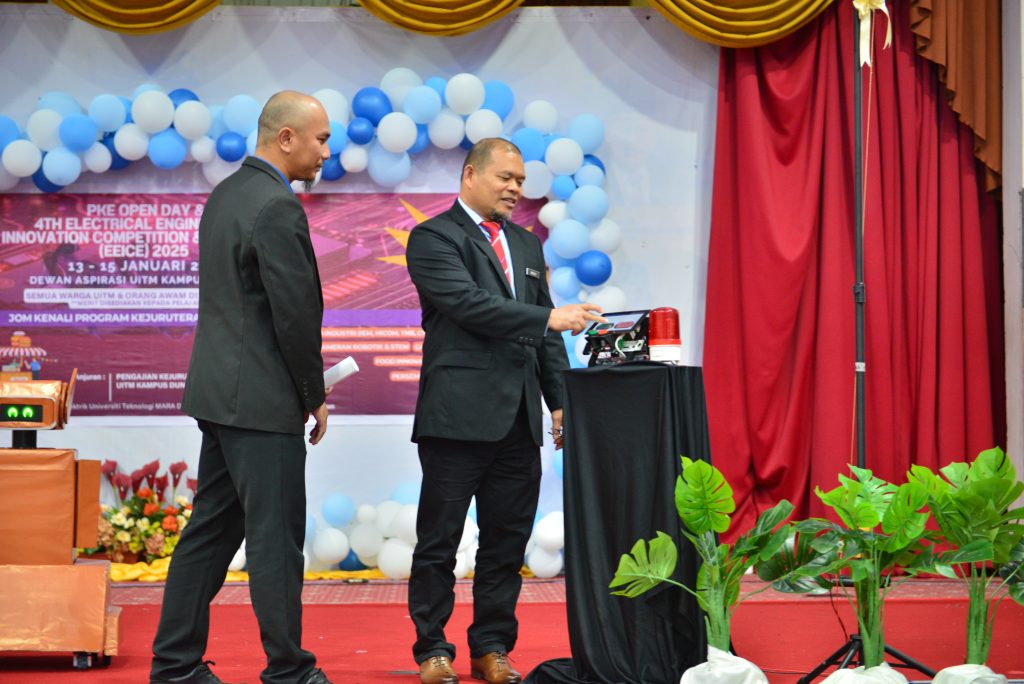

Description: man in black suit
[150,91,333,684]
[406,138,605,684]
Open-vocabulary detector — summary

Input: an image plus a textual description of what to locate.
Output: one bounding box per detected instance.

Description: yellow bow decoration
[853,0,892,67]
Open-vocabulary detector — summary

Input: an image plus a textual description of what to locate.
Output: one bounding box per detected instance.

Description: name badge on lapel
[525,267,541,279]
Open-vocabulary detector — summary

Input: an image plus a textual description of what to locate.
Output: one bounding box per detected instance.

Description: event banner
[0,193,545,417]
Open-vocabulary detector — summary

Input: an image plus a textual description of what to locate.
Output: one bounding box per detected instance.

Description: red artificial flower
[136,486,154,500]
[130,468,145,493]
[161,516,179,533]
[154,474,169,501]
[100,459,119,484]
[112,473,133,502]
[143,502,160,516]
[169,461,188,487]
[144,460,160,488]
[186,477,198,495]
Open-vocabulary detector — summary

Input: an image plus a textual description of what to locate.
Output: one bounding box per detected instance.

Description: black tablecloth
[526,362,709,684]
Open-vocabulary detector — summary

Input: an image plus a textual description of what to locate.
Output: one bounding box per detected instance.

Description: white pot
[820,662,908,684]
[679,646,768,684]
[933,664,1007,684]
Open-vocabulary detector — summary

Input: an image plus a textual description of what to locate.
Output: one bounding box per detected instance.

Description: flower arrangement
[88,458,198,563]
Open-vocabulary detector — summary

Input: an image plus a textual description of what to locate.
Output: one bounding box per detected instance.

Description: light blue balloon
[543,238,574,269]
[424,77,447,104]
[482,81,514,120]
[207,105,229,140]
[38,92,81,117]
[552,450,564,478]
[367,143,411,187]
[41,147,82,186]
[467,501,477,523]
[148,129,187,169]
[328,121,348,155]
[224,94,261,136]
[551,266,581,299]
[59,114,98,153]
[562,330,587,368]
[573,164,605,187]
[551,175,576,201]
[567,185,609,225]
[391,481,421,505]
[119,96,134,124]
[246,130,258,156]
[510,127,546,162]
[574,249,612,287]
[403,86,442,125]
[568,113,605,154]
[88,94,126,133]
[322,493,356,528]
[305,513,317,543]
[133,83,161,99]
[549,219,590,259]
[0,116,21,149]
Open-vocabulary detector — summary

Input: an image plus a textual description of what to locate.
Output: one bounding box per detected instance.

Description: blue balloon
[403,85,442,124]
[573,164,605,188]
[0,116,21,149]
[224,94,261,136]
[391,481,421,505]
[119,96,134,124]
[338,549,366,571]
[216,132,247,162]
[424,77,447,104]
[367,143,411,187]
[544,133,561,147]
[41,148,81,186]
[207,105,228,140]
[321,154,345,181]
[38,92,81,117]
[148,129,188,169]
[101,133,131,170]
[543,239,574,269]
[459,136,473,151]
[88,94,126,132]
[168,88,200,108]
[511,127,546,162]
[305,513,317,544]
[583,154,605,172]
[352,87,392,126]
[31,168,63,193]
[347,117,375,145]
[568,113,605,154]
[551,175,576,201]
[552,450,564,478]
[59,114,98,153]
[551,266,581,299]
[482,81,514,120]
[328,121,348,155]
[408,124,430,154]
[132,83,160,99]
[322,493,356,528]
[567,185,609,224]
[549,219,590,259]
[562,330,586,367]
[574,249,612,287]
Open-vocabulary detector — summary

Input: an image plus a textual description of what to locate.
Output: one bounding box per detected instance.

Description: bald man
[150,91,333,684]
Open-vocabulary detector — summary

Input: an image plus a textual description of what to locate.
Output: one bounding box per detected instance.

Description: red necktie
[481,220,512,285]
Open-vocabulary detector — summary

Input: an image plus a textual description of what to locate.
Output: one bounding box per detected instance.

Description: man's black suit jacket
[406,200,569,446]
[181,157,325,435]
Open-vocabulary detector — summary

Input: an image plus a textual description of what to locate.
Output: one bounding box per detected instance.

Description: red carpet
[1,578,1023,682]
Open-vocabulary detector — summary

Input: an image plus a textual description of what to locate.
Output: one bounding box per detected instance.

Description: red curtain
[703,0,1004,537]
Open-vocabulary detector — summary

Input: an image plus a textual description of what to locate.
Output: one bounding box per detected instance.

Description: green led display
[0,403,43,422]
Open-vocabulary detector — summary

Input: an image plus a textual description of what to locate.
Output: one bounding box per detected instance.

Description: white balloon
[444,73,485,116]
[113,123,149,161]
[523,100,559,134]
[228,541,246,572]
[454,551,470,579]
[349,523,384,558]
[378,538,414,579]
[538,200,568,229]
[2,139,43,177]
[202,156,240,187]
[173,101,212,140]
[458,517,479,552]
[0,164,19,191]
[545,138,584,176]
[527,547,563,579]
[380,67,423,110]
[26,109,63,152]
[312,88,350,123]
[82,141,112,173]
[340,144,369,173]
[427,108,465,150]
[590,218,623,254]
[190,136,216,164]
[303,549,311,572]
[587,285,627,313]
[375,500,403,536]
[356,504,378,524]
[312,527,350,564]
[521,160,553,200]
[131,91,175,134]
[394,504,419,546]
[465,109,503,143]
[534,511,565,552]
[376,112,418,153]
[524,533,536,558]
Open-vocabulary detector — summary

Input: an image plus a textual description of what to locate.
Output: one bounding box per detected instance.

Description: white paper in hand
[324,356,359,387]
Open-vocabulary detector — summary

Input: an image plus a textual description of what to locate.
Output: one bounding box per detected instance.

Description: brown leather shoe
[419,655,458,684]
[469,652,521,684]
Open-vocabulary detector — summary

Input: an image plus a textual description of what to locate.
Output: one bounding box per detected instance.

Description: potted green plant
[609,457,820,682]
[906,447,1024,684]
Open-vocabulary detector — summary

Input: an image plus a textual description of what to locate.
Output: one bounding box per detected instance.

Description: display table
[529,362,710,684]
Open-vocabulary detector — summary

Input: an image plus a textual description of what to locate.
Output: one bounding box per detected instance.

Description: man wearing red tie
[405,138,605,684]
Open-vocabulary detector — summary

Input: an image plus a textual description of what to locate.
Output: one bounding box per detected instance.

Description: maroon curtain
[703,0,1004,538]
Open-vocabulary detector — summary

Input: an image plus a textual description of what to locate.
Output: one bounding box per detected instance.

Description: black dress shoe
[302,668,333,684]
[151,661,225,684]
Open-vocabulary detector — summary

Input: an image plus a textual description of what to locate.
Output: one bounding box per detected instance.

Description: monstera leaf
[674,457,735,535]
[609,531,678,598]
